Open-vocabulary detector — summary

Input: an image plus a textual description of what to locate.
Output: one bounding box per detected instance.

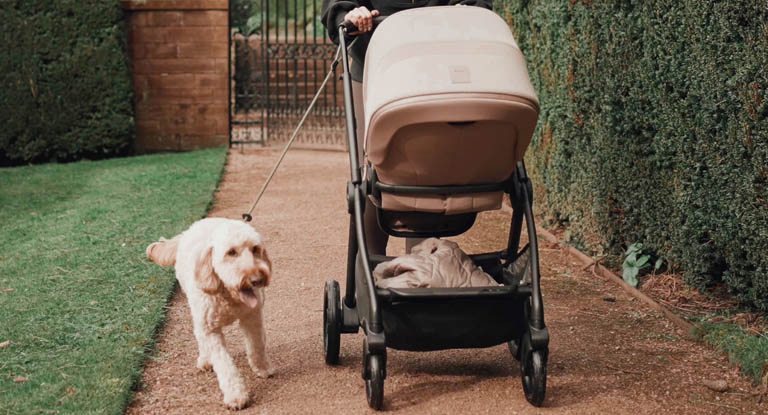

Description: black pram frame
[322,18,550,410]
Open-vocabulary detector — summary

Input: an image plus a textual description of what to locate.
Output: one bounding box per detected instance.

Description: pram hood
[362,6,539,214]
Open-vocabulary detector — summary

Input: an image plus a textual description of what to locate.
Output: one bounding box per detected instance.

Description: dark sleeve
[448,0,493,9]
[321,0,361,44]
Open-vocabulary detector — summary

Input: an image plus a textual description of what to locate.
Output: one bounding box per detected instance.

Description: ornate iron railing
[230,0,346,149]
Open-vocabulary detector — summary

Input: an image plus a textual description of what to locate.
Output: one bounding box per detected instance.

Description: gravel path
[128,149,762,414]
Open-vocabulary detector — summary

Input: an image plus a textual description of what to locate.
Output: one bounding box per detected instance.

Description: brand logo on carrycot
[449,66,471,84]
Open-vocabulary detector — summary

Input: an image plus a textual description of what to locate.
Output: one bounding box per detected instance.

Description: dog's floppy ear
[146,235,181,267]
[259,247,272,286]
[195,246,221,293]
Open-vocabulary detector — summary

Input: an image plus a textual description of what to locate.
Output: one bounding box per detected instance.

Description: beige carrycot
[362,6,539,216]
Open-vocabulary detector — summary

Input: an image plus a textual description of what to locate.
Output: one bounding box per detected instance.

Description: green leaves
[622,243,651,287]
[621,243,665,287]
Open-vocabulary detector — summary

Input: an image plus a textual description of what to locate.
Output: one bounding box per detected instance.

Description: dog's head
[195,221,271,308]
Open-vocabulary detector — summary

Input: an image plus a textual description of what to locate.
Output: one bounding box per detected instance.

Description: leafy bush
[231,0,325,35]
[496,1,768,311]
[0,1,134,164]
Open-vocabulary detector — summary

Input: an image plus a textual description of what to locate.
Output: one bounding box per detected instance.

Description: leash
[242,41,352,222]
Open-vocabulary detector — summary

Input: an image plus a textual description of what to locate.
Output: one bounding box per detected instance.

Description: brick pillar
[123,0,229,152]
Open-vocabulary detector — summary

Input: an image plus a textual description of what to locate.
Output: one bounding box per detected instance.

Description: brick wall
[122,0,229,152]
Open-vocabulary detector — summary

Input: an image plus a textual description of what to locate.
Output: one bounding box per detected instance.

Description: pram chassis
[322,21,550,410]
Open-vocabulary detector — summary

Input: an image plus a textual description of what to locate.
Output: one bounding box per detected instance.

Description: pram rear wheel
[323,280,341,365]
[520,333,547,407]
[365,354,385,410]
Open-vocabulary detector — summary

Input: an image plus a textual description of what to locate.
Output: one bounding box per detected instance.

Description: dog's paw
[223,387,249,410]
[196,357,212,372]
[253,365,275,379]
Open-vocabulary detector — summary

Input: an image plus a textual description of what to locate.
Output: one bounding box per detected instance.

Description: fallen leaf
[0,340,9,349]
[1,289,14,294]
[66,386,76,396]
[14,377,28,383]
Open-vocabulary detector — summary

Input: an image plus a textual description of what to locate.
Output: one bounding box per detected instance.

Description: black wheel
[520,333,547,407]
[365,354,385,410]
[323,280,341,365]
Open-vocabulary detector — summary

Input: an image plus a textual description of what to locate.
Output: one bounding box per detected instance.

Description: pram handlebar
[341,15,388,36]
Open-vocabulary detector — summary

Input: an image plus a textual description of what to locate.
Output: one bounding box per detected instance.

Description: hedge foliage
[0,1,134,164]
[496,1,768,311]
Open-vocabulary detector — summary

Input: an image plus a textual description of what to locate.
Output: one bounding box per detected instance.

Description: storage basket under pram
[322,6,550,409]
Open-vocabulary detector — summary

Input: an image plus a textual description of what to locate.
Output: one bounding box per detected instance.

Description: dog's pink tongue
[239,289,260,309]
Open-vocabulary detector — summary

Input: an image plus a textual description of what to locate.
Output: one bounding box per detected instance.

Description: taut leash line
[242,44,346,222]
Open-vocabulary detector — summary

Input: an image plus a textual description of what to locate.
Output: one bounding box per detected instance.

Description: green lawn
[0,148,228,415]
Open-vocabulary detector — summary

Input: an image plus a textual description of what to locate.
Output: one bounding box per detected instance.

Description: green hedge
[0,1,134,164]
[496,1,768,311]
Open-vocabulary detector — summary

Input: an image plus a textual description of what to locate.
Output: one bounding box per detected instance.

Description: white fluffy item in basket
[373,238,500,289]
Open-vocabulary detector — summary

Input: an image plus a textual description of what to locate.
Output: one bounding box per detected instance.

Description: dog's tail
[146,235,181,267]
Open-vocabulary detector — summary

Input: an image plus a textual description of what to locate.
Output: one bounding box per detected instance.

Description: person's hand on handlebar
[344,7,380,35]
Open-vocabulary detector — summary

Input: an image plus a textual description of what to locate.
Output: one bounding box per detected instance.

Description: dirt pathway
[128,149,762,414]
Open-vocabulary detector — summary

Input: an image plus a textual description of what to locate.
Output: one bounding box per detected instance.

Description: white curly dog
[146,218,274,410]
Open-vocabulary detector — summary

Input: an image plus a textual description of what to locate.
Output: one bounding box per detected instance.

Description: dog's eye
[252,246,262,256]
[227,249,237,257]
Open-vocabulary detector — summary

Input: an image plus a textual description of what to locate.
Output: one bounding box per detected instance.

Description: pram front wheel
[520,332,547,407]
[323,280,341,365]
[365,354,385,410]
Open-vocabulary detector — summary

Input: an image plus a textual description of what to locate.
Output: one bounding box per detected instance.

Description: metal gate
[230,0,346,149]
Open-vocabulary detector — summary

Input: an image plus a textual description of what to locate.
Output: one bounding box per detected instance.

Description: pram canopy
[362,6,539,215]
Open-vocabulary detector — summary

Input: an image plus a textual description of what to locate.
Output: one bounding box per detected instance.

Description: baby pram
[322,6,549,409]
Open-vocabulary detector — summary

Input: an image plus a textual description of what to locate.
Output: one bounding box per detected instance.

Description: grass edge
[116,147,230,413]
